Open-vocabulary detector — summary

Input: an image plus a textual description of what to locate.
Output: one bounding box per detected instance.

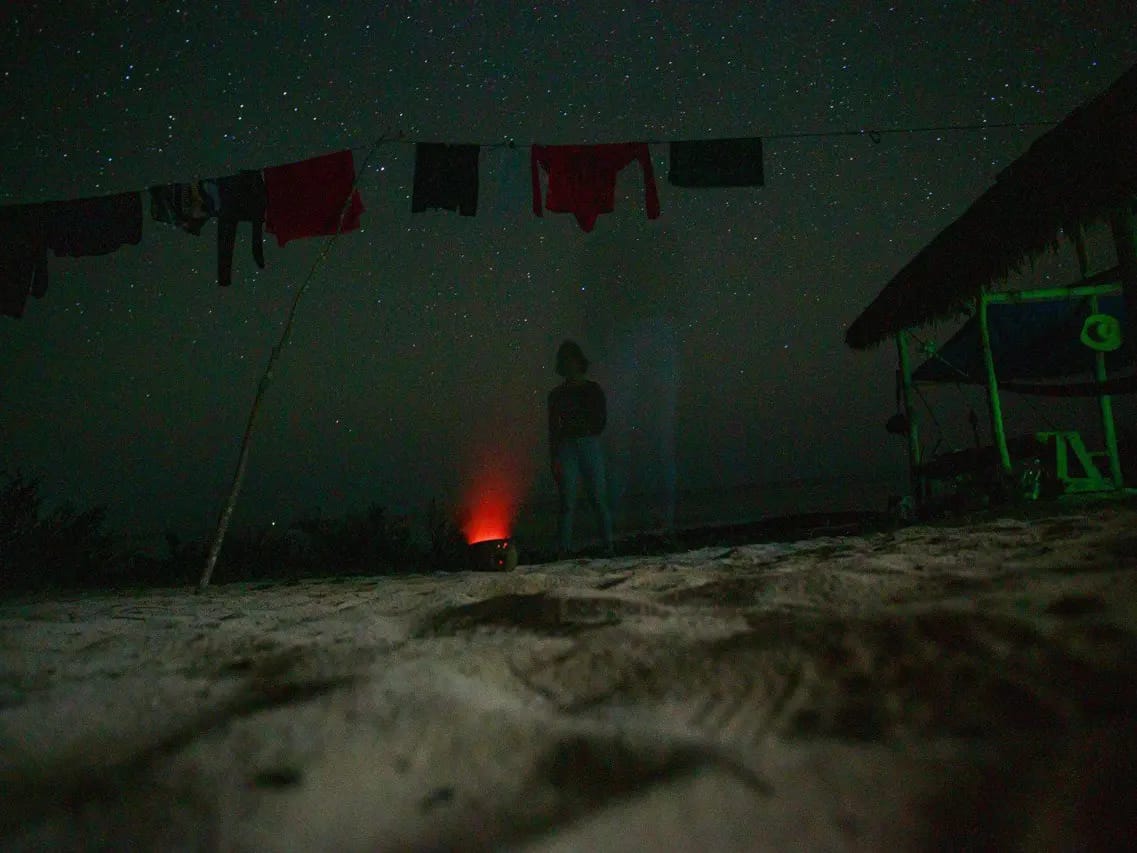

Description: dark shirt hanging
[531,143,661,232]
[411,143,480,216]
[263,150,365,247]
[216,170,266,287]
[45,191,143,257]
[0,204,48,319]
[668,138,765,187]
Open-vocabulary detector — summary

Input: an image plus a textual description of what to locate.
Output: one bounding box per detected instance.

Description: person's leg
[556,440,581,555]
[580,436,615,552]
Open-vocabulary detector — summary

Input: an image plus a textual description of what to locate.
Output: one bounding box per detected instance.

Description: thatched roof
[846,62,1137,350]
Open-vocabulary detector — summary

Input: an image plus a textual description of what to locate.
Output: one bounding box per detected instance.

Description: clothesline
[1,116,1062,319]
[1,118,1060,205]
[348,118,1060,152]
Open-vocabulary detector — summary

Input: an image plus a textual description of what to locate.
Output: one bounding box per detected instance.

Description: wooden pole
[895,330,923,505]
[199,228,349,590]
[1090,294,1124,489]
[198,140,384,590]
[977,292,1012,473]
[198,360,275,590]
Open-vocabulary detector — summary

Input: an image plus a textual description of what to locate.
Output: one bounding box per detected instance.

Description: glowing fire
[463,485,513,544]
[458,405,536,546]
[461,447,530,545]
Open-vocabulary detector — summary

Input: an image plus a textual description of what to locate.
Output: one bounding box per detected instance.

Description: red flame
[461,445,531,544]
[464,489,513,544]
[457,400,536,545]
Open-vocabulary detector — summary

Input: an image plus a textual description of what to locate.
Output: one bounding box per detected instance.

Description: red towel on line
[531,142,660,232]
[263,149,365,247]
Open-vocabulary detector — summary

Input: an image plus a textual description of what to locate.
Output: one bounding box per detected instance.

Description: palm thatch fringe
[846,63,1137,350]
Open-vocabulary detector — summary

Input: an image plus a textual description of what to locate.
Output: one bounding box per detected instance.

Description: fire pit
[467,538,519,572]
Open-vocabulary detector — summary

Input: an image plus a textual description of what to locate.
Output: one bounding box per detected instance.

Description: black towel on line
[668,137,764,188]
[412,143,480,216]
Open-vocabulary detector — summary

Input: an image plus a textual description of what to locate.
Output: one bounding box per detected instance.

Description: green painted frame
[895,280,1127,506]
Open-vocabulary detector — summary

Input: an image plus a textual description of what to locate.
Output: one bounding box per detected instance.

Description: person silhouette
[548,340,615,556]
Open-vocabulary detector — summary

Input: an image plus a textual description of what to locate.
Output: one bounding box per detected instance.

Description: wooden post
[977,292,1012,472]
[197,137,386,590]
[1109,205,1137,344]
[895,330,923,504]
[1090,294,1124,489]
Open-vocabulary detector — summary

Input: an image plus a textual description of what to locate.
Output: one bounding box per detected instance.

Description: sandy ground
[2,504,1137,851]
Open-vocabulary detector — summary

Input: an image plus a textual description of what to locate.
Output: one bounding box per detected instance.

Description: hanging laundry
[485,145,529,219]
[411,143,480,216]
[0,204,48,319]
[667,137,765,187]
[531,142,660,232]
[45,191,142,257]
[216,170,266,287]
[149,181,218,235]
[263,149,364,247]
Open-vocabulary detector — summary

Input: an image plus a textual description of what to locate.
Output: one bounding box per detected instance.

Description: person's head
[555,340,589,379]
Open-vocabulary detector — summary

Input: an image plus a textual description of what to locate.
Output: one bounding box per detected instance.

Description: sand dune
[2,504,1136,850]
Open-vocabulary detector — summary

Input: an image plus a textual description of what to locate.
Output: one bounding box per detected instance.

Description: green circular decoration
[1080,313,1122,352]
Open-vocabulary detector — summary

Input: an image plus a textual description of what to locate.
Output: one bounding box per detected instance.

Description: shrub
[0,471,116,591]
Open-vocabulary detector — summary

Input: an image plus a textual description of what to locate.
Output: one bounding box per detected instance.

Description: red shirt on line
[531,143,660,232]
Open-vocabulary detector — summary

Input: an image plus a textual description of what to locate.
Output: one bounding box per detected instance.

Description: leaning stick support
[976,291,1012,474]
[198,139,385,590]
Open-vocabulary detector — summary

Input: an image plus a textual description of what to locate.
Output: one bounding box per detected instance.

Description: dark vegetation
[0,471,116,591]
[0,472,470,594]
[1,470,903,596]
[24,465,1120,596]
[12,461,1133,598]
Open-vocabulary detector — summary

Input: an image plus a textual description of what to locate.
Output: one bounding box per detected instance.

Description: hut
[846,62,1137,506]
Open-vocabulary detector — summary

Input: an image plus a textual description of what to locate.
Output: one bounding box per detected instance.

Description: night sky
[3,3,1135,549]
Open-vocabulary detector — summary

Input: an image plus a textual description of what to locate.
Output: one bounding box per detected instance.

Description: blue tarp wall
[912,295,1136,383]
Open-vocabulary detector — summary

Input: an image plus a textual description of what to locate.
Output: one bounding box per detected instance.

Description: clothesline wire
[197,133,388,590]
[354,118,1060,153]
[754,118,1059,142]
[1,117,1061,205]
